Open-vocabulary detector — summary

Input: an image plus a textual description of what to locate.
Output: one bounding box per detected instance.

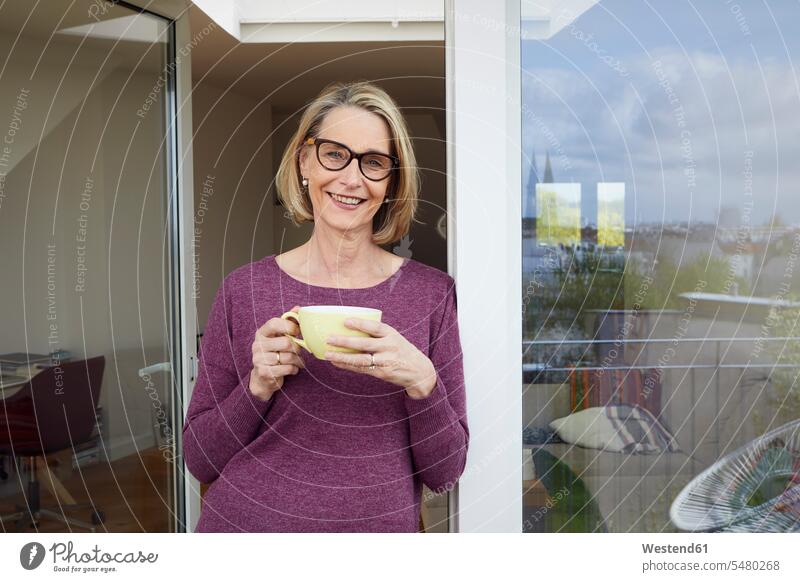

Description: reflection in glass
[536,183,581,246]
[521,0,800,532]
[597,182,624,247]
[0,1,178,532]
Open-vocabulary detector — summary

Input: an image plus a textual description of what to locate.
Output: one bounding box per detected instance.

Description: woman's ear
[298,144,309,177]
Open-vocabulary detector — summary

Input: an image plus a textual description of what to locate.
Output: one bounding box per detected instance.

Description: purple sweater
[183,254,469,532]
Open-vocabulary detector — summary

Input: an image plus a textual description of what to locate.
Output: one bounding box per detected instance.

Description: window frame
[447,0,523,532]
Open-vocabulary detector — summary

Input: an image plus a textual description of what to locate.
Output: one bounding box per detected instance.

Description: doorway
[186,3,448,531]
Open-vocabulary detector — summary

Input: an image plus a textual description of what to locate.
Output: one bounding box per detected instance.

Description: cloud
[522,46,800,225]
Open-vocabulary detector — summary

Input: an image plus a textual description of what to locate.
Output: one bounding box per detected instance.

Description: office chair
[0,356,106,532]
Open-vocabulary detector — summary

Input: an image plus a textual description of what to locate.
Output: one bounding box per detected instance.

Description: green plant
[531,448,607,533]
[525,246,749,332]
[523,245,625,333]
[765,295,800,423]
[625,252,750,310]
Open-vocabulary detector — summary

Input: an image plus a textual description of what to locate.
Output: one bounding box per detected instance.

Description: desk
[0,365,39,396]
[0,352,70,395]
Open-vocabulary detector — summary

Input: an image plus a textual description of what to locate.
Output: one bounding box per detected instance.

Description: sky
[521,0,800,228]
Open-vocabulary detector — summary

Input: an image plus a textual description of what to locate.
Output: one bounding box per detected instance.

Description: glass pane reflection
[521,0,800,533]
[0,1,178,532]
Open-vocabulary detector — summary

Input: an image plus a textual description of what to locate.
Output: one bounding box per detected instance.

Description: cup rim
[300,305,381,315]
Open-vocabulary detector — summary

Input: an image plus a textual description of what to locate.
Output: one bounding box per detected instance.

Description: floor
[0,448,173,533]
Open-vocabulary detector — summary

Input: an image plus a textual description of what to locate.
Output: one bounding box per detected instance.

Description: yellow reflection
[597,182,625,247]
[536,183,581,245]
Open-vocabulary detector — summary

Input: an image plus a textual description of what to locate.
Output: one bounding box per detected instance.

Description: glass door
[0,0,183,532]
[520,0,800,533]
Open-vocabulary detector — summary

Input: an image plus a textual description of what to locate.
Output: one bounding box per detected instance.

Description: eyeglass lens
[318,141,393,180]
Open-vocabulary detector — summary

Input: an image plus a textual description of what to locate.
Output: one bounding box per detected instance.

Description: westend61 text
[642,543,708,554]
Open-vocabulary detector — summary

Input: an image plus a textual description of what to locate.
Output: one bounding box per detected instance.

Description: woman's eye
[326,151,344,159]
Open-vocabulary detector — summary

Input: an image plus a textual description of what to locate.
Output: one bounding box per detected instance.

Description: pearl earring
[301,177,308,187]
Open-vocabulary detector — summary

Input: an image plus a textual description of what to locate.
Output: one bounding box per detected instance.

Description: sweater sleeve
[403,278,469,494]
[182,276,274,484]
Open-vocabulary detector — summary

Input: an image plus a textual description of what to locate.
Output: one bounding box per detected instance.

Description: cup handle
[280,311,308,352]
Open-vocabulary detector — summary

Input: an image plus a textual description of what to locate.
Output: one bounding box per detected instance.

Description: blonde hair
[275,81,420,246]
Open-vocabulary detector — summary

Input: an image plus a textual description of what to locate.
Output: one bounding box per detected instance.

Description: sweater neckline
[267,254,411,292]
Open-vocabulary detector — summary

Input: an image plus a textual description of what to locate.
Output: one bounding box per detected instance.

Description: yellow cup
[280,306,382,360]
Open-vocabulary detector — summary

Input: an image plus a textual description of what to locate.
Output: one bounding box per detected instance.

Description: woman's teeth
[329,192,363,206]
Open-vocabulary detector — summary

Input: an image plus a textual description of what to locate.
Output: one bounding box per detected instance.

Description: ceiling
[187,4,445,113]
[0,0,168,38]
[0,0,170,73]
[0,1,445,112]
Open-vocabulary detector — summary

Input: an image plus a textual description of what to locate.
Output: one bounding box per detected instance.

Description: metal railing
[523,336,800,372]
[522,336,800,480]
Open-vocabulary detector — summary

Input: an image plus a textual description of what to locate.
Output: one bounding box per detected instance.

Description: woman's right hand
[249,305,306,401]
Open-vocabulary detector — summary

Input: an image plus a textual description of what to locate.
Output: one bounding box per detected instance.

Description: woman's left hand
[325,318,437,400]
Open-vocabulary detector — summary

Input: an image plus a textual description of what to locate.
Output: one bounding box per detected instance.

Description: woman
[183,81,468,532]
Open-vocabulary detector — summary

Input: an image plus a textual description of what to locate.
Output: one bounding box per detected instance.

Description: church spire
[543,150,553,183]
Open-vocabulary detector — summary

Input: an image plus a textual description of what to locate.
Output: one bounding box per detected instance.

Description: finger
[327,350,372,368]
[258,316,300,338]
[254,335,302,355]
[271,364,300,376]
[285,352,306,368]
[343,317,390,338]
[255,307,301,339]
[325,334,379,352]
[329,358,366,372]
[256,364,297,381]
[254,349,305,368]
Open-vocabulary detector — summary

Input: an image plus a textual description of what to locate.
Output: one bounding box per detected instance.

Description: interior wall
[270,110,312,253]
[190,81,274,330]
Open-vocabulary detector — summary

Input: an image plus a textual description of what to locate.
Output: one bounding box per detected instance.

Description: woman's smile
[326,190,367,209]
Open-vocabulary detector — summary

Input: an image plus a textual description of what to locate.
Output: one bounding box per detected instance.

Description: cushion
[550,405,680,454]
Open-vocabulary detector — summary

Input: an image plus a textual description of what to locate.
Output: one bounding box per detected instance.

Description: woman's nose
[339,157,362,184]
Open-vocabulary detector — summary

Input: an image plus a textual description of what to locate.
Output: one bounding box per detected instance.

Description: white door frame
[123,0,199,533]
[447,0,522,532]
[173,11,201,534]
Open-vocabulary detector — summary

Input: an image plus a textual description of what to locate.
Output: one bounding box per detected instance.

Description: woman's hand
[325,318,437,400]
[249,305,306,401]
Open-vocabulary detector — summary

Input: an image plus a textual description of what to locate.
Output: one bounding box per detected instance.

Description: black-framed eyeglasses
[305,137,399,182]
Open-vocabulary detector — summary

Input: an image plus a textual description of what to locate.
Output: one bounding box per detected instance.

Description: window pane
[521,0,800,533]
[0,2,178,531]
